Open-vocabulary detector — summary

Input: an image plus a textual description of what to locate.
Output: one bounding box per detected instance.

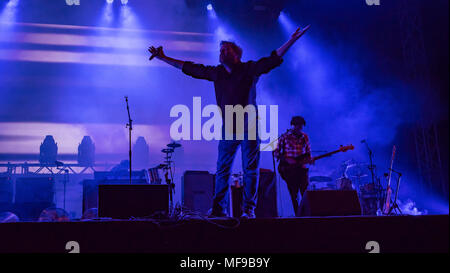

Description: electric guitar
[383,145,396,214]
[278,144,354,180]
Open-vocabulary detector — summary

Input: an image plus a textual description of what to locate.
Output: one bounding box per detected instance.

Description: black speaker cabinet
[255,168,278,217]
[298,190,362,217]
[98,184,169,219]
[82,179,147,213]
[182,171,214,214]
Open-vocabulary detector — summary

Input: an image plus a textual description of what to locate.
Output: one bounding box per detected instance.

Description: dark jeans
[212,138,260,215]
[282,166,309,216]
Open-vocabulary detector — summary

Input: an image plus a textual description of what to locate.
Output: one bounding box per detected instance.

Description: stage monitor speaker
[182,171,214,214]
[255,168,278,217]
[82,179,147,213]
[298,190,362,217]
[15,177,54,203]
[98,184,169,219]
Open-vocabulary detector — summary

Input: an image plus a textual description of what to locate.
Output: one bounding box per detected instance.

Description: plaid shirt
[274,129,311,160]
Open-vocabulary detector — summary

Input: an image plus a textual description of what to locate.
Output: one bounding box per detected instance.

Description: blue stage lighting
[207,4,213,11]
[121,0,128,4]
[106,0,114,4]
[8,0,20,6]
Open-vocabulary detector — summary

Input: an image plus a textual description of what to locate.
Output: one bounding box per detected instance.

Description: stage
[0,215,447,253]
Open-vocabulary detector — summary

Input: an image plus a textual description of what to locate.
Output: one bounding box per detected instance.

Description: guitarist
[274,116,314,216]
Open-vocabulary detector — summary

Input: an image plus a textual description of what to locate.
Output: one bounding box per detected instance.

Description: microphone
[149,46,162,61]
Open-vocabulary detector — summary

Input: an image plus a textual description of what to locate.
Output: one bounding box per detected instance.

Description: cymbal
[347,162,369,168]
[167,142,181,148]
[310,176,333,182]
[349,174,368,178]
[161,148,174,154]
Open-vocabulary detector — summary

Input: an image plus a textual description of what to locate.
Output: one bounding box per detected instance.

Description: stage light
[81,208,98,220]
[100,0,114,26]
[0,212,19,223]
[0,0,19,23]
[7,0,20,7]
[39,135,58,165]
[78,136,95,167]
[121,0,128,5]
[106,0,114,4]
[207,3,217,19]
[38,207,70,222]
[119,4,139,29]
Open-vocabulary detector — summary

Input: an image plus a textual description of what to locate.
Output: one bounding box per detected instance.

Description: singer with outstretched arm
[148,25,310,218]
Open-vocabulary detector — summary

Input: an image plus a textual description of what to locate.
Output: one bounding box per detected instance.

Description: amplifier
[182,171,215,214]
[82,179,147,213]
[98,184,169,219]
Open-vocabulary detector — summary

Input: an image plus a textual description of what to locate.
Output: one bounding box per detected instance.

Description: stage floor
[0,215,447,253]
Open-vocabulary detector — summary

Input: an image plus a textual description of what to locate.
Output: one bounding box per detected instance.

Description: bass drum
[336,177,353,190]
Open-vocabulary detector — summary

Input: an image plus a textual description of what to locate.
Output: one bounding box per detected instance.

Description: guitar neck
[386,145,396,187]
[313,149,342,161]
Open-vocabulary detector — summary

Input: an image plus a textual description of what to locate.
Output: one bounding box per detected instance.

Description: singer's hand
[291,25,310,41]
[148,46,164,60]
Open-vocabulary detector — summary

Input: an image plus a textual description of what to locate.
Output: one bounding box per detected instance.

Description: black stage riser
[0,215,447,253]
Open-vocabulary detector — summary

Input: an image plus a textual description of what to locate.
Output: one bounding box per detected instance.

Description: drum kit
[309,159,382,215]
[147,141,182,214]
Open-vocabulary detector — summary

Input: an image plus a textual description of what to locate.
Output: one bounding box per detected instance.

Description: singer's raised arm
[148,46,218,81]
[148,46,184,69]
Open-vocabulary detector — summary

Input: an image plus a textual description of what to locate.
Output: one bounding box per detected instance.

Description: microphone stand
[125,96,132,184]
[363,141,376,185]
[55,161,68,211]
[363,140,382,211]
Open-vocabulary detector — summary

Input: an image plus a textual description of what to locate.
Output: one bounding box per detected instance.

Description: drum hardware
[167,142,182,148]
[336,177,353,190]
[157,142,182,215]
[310,176,333,182]
[231,173,243,188]
[161,148,174,154]
[309,181,336,190]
